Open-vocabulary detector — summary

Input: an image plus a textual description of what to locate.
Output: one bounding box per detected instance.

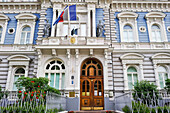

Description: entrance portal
[80,58,104,110]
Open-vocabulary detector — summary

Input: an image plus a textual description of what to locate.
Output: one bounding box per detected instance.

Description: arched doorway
[80,58,104,110]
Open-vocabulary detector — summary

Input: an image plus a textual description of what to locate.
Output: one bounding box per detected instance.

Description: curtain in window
[127,67,138,89]
[151,25,162,42]
[123,25,134,42]
[20,26,31,44]
[158,66,168,88]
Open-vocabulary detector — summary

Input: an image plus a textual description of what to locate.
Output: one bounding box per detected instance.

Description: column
[25,65,29,77]
[51,9,56,37]
[92,9,96,37]
[6,65,12,91]
[123,64,128,91]
[87,10,91,37]
[140,64,144,81]
[153,64,160,89]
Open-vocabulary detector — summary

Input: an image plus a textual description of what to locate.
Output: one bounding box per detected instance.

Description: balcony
[39,36,109,46]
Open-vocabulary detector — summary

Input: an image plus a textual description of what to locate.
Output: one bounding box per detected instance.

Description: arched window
[20,26,31,44]
[151,25,162,42]
[158,66,168,89]
[0,26,2,42]
[127,67,138,89]
[123,25,134,42]
[13,68,25,91]
[45,60,65,89]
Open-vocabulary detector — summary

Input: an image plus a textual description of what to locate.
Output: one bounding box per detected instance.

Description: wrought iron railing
[0,91,66,113]
[114,90,170,112]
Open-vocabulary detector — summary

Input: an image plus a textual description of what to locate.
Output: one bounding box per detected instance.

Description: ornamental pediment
[120,53,144,60]
[117,12,138,19]
[15,13,37,20]
[145,12,166,18]
[7,55,30,61]
[0,14,9,20]
[151,53,170,60]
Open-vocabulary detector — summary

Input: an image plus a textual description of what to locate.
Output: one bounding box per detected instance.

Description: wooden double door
[80,58,104,110]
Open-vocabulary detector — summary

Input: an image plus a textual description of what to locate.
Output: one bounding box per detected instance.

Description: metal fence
[114,90,170,112]
[0,91,66,113]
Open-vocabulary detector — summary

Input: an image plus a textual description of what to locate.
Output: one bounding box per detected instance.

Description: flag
[71,28,78,36]
[53,5,76,26]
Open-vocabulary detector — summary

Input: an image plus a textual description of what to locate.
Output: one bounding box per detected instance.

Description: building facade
[0,0,170,111]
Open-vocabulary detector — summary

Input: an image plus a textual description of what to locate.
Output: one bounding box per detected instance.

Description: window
[20,26,31,44]
[158,66,168,89]
[145,12,167,42]
[151,25,162,42]
[13,68,25,91]
[45,60,65,89]
[0,26,2,42]
[117,12,139,42]
[127,67,138,89]
[123,25,134,42]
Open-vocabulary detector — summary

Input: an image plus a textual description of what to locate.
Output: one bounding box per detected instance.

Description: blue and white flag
[53,5,77,26]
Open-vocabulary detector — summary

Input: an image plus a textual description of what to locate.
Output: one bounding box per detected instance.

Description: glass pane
[23,27,31,31]
[81,24,86,36]
[63,24,68,36]
[159,74,163,81]
[82,64,86,69]
[51,66,55,70]
[13,75,19,91]
[82,81,85,92]
[46,64,50,70]
[45,73,48,78]
[50,73,54,87]
[87,81,89,92]
[128,74,132,82]
[50,60,55,64]
[20,32,25,44]
[123,31,128,42]
[133,74,138,86]
[97,64,101,69]
[152,31,156,42]
[156,31,161,42]
[129,31,134,42]
[57,60,62,64]
[94,81,97,90]
[82,70,85,76]
[128,82,133,89]
[55,73,60,89]
[26,32,30,44]
[158,66,166,72]
[127,67,137,72]
[98,70,102,76]
[165,73,168,80]
[160,81,164,89]
[56,65,60,70]
[16,68,25,74]
[61,73,65,89]
[61,64,65,69]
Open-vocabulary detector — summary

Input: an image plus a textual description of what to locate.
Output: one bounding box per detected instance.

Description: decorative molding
[111,2,170,12]
[117,12,139,42]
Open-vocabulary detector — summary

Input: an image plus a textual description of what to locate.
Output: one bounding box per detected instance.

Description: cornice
[111,1,170,12]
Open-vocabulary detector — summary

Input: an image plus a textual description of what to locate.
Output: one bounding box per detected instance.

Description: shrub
[15,77,60,95]
[122,105,131,113]
[133,80,158,104]
[165,79,170,93]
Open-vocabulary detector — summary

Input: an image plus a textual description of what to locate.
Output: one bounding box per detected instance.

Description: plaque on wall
[69,92,75,97]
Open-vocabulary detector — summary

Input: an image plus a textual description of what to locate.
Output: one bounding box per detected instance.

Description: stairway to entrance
[69,110,120,113]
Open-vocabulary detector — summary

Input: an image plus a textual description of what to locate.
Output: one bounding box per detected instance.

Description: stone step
[71,110,116,113]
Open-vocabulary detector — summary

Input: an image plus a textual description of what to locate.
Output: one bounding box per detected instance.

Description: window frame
[123,25,134,42]
[20,26,31,44]
[0,14,9,44]
[14,13,37,44]
[127,66,138,90]
[117,12,139,42]
[13,67,25,91]
[157,65,168,89]
[44,59,66,90]
[145,12,167,42]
